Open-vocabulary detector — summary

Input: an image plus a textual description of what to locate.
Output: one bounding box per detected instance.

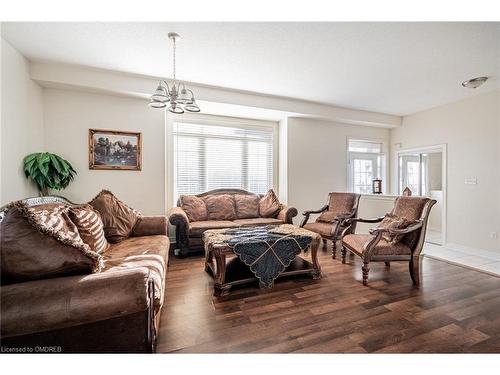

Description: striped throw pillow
[69,204,109,254]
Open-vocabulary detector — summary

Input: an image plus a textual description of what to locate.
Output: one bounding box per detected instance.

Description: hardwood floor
[157,244,500,353]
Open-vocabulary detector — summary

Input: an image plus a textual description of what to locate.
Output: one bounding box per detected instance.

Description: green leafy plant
[23,152,77,196]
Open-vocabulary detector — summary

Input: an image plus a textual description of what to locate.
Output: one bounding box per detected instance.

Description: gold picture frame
[89,129,142,171]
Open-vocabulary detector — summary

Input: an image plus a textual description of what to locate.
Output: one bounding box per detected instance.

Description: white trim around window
[346,136,388,195]
[170,113,279,206]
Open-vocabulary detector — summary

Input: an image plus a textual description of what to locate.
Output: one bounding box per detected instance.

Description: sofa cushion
[0,205,100,284]
[204,194,237,220]
[318,192,357,223]
[179,195,208,222]
[0,267,151,338]
[303,222,335,237]
[89,190,142,243]
[232,218,282,226]
[234,194,260,219]
[189,220,240,237]
[69,204,109,254]
[104,235,169,311]
[343,234,412,256]
[259,189,281,218]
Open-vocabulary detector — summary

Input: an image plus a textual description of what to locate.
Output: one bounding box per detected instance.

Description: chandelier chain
[172,37,176,82]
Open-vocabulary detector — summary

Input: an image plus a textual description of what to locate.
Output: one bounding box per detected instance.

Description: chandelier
[149,32,200,113]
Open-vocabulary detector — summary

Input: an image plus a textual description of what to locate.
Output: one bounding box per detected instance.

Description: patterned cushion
[189,220,240,237]
[69,204,109,254]
[392,197,429,221]
[1,203,101,284]
[204,194,237,220]
[233,217,282,226]
[89,190,142,243]
[180,195,208,222]
[234,194,260,219]
[259,189,281,218]
[377,213,417,244]
[318,192,357,223]
[303,222,334,237]
[342,234,411,256]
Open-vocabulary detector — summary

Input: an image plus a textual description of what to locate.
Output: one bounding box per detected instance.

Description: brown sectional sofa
[0,196,169,353]
[169,189,297,257]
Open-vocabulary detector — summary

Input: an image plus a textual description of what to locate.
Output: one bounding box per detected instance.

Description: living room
[1,1,500,373]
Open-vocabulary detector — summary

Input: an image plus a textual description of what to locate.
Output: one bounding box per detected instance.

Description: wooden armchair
[340,196,436,287]
[300,192,361,259]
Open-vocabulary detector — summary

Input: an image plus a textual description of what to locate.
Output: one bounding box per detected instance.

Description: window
[348,139,386,194]
[173,118,276,202]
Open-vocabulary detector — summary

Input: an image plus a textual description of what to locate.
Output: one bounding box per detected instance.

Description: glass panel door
[350,152,378,194]
[398,150,444,245]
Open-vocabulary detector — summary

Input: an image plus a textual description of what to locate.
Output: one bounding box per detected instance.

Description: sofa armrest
[132,216,168,236]
[1,268,153,339]
[168,207,190,252]
[277,205,298,224]
[168,207,189,226]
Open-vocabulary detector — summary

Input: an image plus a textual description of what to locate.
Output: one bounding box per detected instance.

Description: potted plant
[23,152,77,196]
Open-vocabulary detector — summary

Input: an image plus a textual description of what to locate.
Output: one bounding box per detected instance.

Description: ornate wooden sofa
[168,188,297,257]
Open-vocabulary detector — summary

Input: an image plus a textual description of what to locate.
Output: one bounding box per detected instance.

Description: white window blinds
[173,120,275,202]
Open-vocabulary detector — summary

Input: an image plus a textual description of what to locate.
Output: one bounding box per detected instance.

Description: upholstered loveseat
[0,195,169,353]
[168,189,297,257]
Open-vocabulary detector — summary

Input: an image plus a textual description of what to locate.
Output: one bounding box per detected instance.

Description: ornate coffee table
[203,225,321,296]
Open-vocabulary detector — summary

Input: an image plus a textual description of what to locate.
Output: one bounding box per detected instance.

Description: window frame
[170,113,279,206]
[346,137,387,195]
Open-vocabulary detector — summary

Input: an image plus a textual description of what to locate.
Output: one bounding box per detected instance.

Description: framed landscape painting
[89,129,142,170]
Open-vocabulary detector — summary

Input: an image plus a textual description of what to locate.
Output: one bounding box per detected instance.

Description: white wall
[391,90,500,252]
[287,117,391,224]
[43,88,166,215]
[0,38,44,204]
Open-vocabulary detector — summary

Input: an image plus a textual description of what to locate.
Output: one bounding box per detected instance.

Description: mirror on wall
[398,149,444,245]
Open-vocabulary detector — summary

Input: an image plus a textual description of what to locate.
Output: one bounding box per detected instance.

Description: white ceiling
[2,22,499,115]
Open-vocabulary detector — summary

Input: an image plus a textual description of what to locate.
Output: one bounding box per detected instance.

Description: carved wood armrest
[300,205,328,227]
[302,205,329,216]
[369,221,423,236]
[344,216,385,225]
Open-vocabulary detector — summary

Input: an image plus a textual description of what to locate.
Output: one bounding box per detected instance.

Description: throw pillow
[1,202,102,284]
[89,190,142,243]
[259,189,281,218]
[204,194,236,220]
[69,204,109,254]
[180,195,208,222]
[234,194,260,219]
[377,213,417,244]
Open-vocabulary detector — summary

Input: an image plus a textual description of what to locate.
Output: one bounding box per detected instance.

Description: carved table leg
[322,238,327,251]
[204,245,213,274]
[311,236,322,279]
[213,251,228,296]
[362,261,370,286]
[332,239,337,259]
[384,261,391,268]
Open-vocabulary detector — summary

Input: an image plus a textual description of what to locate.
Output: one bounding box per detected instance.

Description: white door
[349,152,379,194]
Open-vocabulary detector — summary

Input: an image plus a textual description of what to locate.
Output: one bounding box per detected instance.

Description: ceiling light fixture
[148,32,200,113]
[461,76,489,89]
